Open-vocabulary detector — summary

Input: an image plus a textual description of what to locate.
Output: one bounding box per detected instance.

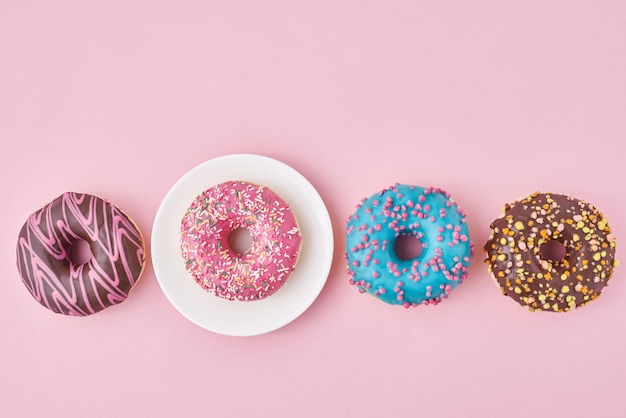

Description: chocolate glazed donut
[16,192,146,316]
[485,192,618,312]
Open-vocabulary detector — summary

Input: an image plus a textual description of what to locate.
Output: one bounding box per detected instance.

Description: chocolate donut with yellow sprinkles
[484,192,618,312]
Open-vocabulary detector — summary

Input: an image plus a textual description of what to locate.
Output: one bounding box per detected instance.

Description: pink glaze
[180,181,302,301]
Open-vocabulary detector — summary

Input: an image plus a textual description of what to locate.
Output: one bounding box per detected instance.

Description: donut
[345,184,474,307]
[180,181,302,301]
[16,192,146,316]
[484,192,619,312]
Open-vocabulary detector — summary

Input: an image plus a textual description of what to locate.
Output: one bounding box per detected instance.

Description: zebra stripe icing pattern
[16,192,146,316]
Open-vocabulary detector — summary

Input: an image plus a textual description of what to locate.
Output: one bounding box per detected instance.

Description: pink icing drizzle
[16,193,146,316]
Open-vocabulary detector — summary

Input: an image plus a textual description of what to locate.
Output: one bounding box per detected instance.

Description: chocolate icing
[484,192,617,312]
[16,192,146,316]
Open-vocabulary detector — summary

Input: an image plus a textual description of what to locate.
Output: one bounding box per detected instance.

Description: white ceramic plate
[151,154,334,336]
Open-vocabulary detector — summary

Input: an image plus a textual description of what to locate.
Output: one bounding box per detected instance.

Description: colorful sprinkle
[180,181,301,301]
[484,192,617,312]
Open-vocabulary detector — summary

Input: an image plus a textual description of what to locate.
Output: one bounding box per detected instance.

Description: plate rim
[151,153,334,336]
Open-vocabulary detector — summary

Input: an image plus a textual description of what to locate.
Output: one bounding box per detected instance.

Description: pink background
[2,1,625,417]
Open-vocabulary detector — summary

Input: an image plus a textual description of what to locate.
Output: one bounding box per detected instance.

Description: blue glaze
[345,184,473,307]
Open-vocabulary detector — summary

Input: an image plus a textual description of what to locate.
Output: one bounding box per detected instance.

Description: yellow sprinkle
[514,221,525,230]
[572,234,580,242]
[576,221,585,229]
[497,254,507,261]
[538,294,546,302]
[560,273,568,281]
[562,285,570,293]
[514,287,522,294]
[598,219,607,231]
[500,237,508,245]
[593,253,602,261]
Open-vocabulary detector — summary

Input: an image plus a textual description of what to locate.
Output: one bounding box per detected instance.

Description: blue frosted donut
[345,184,474,307]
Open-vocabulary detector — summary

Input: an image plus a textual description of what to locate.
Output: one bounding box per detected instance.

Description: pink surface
[1,1,625,417]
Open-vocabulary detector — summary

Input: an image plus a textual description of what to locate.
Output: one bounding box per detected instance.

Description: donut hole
[228,227,252,256]
[540,240,567,262]
[394,234,423,261]
[67,239,93,265]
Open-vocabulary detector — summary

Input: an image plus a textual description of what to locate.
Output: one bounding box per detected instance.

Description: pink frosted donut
[180,181,302,301]
[16,192,146,316]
